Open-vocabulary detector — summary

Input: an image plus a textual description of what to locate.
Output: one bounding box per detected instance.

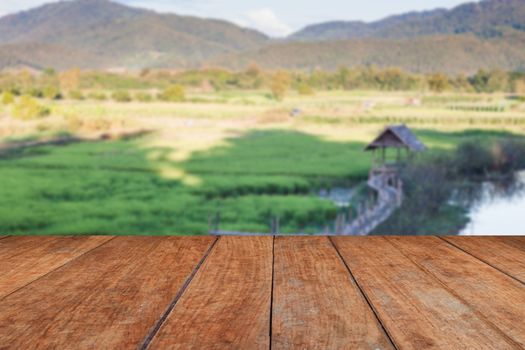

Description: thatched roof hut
[365,124,426,152]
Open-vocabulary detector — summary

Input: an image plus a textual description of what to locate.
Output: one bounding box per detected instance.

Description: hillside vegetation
[0,0,524,73]
[0,0,268,69]
[291,0,525,41]
[218,31,525,74]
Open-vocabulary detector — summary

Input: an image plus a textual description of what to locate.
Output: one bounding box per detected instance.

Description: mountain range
[0,0,524,74]
[291,0,525,41]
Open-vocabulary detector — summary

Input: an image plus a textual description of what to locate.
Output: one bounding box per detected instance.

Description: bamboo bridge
[334,168,403,235]
[211,124,425,236]
[211,168,403,236]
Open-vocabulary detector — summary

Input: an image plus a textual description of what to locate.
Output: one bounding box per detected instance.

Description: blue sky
[0,0,473,36]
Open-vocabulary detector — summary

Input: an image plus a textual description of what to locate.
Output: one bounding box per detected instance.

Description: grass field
[1,90,525,234]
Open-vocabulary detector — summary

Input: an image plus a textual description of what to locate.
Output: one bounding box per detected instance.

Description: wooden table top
[0,235,523,349]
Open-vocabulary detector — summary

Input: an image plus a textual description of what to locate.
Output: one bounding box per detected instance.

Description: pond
[460,172,525,236]
[318,187,355,208]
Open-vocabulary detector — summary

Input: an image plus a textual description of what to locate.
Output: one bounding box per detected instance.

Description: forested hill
[290,0,525,41]
[219,30,525,74]
[0,0,524,73]
[0,0,268,69]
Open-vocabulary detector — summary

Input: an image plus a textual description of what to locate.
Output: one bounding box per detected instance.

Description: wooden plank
[148,236,273,350]
[272,237,394,349]
[444,236,525,283]
[0,236,113,298]
[388,236,525,348]
[499,236,525,251]
[0,236,215,349]
[333,236,522,350]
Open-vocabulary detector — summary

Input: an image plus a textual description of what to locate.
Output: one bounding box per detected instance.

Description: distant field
[1,90,524,234]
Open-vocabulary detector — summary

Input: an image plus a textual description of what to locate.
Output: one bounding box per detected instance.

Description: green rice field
[1,90,524,234]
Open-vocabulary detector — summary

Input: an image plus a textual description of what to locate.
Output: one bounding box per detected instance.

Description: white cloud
[0,0,292,37]
[122,1,292,37]
[241,8,292,37]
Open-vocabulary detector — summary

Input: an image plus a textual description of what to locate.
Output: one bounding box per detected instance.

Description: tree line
[0,65,524,103]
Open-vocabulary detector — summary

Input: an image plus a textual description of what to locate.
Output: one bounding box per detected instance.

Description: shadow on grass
[0,130,370,235]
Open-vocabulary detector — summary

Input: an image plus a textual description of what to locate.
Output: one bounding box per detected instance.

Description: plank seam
[140,236,220,350]
[269,235,275,350]
[387,237,523,349]
[328,237,400,350]
[0,236,117,301]
[440,237,524,286]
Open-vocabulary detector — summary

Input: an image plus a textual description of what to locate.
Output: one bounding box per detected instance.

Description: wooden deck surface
[0,236,523,350]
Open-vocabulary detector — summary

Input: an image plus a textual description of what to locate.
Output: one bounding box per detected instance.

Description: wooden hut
[365,124,426,168]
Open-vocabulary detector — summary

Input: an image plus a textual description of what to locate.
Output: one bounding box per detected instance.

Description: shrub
[514,79,525,94]
[490,139,525,173]
[1,91,15,105]
[8,88,21,96]
[66,115,112,132]
[43,86,62,100]
[69,90,84,100]
[59,68,81,92]
[455,141,493,176]
[270,71,291,101]
[297,83,314,95]
[87,92,107,101]
[159,85,185,102]
[111,90,132,102]
[36,122,51,132]
[400,158,453,214]
[84,118,111,132]
[43,68,56,76]
[427,74,450,93]
[12,95,50,120]
[28,88,44,98]
[135,91,153,102]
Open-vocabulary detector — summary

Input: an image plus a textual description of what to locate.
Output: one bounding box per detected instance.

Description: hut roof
[365,124,426,152]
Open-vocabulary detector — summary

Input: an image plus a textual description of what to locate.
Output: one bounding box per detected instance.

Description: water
[318,187,354,207]
[318,175,525,236]
[460,172,525,236]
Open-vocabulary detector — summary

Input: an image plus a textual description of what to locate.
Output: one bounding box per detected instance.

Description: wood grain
[0,236,214,350]
[333,236,522,350]
[388,236,525,348]
[0,235,113,298]
[149,236,273,350]
[272,237,394,350]
[444,237,525,283]
[499,236,525,251]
